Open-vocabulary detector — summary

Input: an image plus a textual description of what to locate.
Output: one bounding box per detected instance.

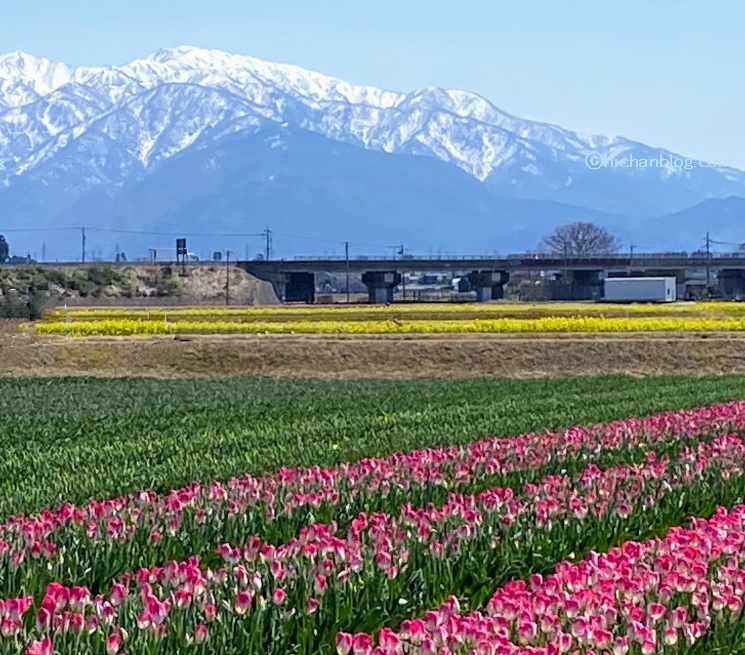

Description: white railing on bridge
[288,252,745,262]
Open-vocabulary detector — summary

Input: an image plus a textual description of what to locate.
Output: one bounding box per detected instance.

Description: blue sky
[1,0,742,167]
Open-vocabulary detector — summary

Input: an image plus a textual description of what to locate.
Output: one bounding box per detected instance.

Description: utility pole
[81,227,86,263]
[345,241,350,304]
[225,250,231,306]
[263,228,272,261]
[705,231,712,288]
[399,243,406,301]
[244,244,249,262]
[41,242,46,263]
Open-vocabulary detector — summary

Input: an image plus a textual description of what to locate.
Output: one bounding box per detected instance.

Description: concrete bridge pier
[257,271,315,303]
[467,270,510,302]
[285,272,315,303]
[362,271,402,304]
[262,272,287,301]
[568,270,602,285]
[718,269,745,299]
[566,269,603,300]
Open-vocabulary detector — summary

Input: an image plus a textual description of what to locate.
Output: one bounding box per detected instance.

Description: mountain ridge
[3,45,740,185]
[0,46,742,258]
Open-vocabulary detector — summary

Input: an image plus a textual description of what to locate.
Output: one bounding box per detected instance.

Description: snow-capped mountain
[0,46,743,258]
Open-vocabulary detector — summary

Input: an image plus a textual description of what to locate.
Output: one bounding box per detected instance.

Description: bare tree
[538,222,622,256]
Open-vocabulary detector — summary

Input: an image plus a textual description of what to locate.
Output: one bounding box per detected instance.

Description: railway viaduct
[239,253,745,303]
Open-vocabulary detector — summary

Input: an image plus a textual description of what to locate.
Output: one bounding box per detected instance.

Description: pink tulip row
[2,401,743,595]
[1,433,744,654]
[347,502,745,655]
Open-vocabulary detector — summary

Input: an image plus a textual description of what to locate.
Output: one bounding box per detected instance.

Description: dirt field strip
[1,331,744,379]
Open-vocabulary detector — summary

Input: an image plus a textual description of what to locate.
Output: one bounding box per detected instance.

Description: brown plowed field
[1,324,744,379]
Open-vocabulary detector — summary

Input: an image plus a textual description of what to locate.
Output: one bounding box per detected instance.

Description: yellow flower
[34,303,745,336]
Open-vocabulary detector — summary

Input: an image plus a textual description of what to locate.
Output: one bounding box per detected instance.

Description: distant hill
[0,264,278,311]
[651,196,745,248]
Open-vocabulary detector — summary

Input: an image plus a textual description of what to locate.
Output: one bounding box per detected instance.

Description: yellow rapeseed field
[46,301,745,319]
[34,314,745,336]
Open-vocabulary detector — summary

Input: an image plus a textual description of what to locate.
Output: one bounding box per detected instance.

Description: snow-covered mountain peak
[0,44,742,222]
[119,45,404,109]
[146,45,203,63]
[0,50,60,71]
[0,52,74,110]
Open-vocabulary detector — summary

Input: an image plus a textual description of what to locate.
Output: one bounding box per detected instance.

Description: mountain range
[0,46,742,260]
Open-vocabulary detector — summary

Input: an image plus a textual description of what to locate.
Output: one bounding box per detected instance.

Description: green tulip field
[0,374,743,518]
[1,374,745,654]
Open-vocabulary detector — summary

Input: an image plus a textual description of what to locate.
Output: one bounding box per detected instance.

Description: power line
[1,224,390,252]
[0,227,80,233]
[271,231,346,246]
[0,226,268,238]
[87,227,268,238]
[709,238,742,247]
[271,230,395,251]
[1,225,742,260]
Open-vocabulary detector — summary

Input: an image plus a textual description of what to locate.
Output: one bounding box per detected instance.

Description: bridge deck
[243,254,745,274]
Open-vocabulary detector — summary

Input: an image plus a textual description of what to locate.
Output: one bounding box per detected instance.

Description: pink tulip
[234,590,252,615]
[35,607,52,633]
[0,617,18,638]
[314,574,328,596]
[25,638,52,655]
[664,627,678,645]
[647,602,666,623]
[615,502,632,518]
[69,613,85,634]
[378,627,400,650]
[420,637,436,655]
[517,620,538,644]
[612,636,629,655]
[670,606,688,627]
[105,632,121,654]
[194,623,208,644]
[352,632,372,654]
[336,631,354,655]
